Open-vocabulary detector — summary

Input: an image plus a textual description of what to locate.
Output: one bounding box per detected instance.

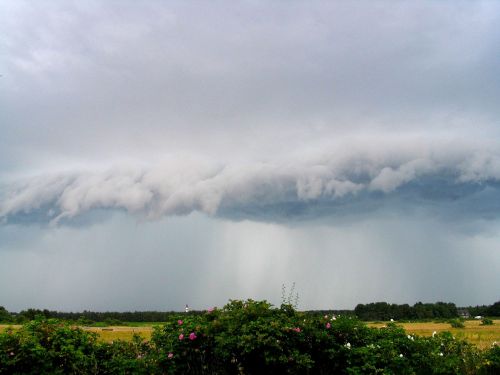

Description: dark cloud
[1,212,499,312]
[2,140,500,225]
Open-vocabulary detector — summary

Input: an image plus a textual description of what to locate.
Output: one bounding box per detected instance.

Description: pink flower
[168,352,174,359]
[326,323,331,329]
[293,327,301,333]
[178,334,184,340]
[207,307,214,313]
[189,332,197,340]
[178,320,183,325]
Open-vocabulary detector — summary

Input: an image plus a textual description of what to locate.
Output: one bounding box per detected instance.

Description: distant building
[457,309,470,318]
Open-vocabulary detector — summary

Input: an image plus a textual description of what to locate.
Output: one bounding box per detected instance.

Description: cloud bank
[3,138,500,225]
[1,1,500,172]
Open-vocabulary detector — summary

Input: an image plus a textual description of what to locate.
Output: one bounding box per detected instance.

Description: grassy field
[2,319,499,349]
[368,319,500,349]
[86,326,154,342]
[0,324,155,343]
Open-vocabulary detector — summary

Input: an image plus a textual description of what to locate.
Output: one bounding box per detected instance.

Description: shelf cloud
[3,138,500,226]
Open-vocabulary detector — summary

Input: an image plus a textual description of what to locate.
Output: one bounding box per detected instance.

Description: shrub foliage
[1,300,499,374]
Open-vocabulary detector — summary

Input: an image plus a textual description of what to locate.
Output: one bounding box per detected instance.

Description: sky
[1,0,499,312]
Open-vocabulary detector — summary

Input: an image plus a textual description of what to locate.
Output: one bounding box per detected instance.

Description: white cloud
[2,138,500,225]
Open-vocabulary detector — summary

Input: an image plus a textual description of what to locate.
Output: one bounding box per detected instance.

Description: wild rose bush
[1,300,499,374]
[150,300,491,374]
[0,319,151,374]
[0,318,101,374]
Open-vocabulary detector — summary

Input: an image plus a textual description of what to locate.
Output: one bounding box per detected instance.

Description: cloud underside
[3,141,500,225]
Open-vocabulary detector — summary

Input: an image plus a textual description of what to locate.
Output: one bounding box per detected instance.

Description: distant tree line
[1,300,499,324]
[0,307,203,324]
[303,309,356,318]
[354,302,458,321]
[465,301,500,318]
[354,300,500,321]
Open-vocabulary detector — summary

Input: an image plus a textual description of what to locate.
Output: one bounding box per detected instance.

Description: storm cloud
[2,138,500,225]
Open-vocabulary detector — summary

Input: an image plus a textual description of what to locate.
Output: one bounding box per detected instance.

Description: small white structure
[474,316,482,320]
[185,304,190,313]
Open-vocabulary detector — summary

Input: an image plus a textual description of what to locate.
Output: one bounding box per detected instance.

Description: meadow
[370,320,500,350]
[2,319,499,349]
[91,319,500,349]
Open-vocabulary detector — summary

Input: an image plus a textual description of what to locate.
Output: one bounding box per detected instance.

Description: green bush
[481,345,500,374]
[449,318,465,328]
[76,317,95,326]
[104,318,126,326]
[0,318,99,374]
[95,334,152,374]
[481,318,494,326]
[0,307,12,323]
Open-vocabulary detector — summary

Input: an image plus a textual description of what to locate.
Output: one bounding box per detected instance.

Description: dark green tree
[0,306,12,323]
[487,301,500,317]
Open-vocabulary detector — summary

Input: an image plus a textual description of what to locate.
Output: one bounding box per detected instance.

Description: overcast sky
[1,0,499,312]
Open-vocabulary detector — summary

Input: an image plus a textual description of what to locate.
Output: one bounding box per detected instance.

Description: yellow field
[2,320,499,349]
[85,326,153,342]
[368,319,500,349]
[0,324,153,343]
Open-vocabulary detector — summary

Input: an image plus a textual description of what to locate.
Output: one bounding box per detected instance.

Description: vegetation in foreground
[1,300,499,374]
[3,318,499,350]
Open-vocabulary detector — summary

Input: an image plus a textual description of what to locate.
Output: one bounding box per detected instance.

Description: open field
[368,319,500,349]
[0,324,155,343]
[2,319,499,349]
[86,326,154,342]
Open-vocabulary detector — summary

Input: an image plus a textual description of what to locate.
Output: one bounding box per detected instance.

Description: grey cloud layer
[2,211,500,311]
[1,1,500,170]
[3,140,500,224]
